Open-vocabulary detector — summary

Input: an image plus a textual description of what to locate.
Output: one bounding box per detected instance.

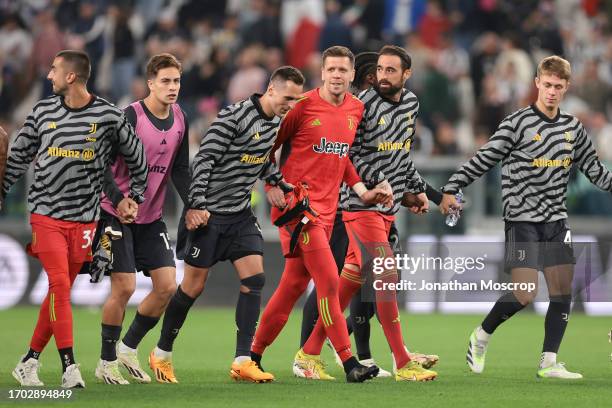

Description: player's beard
[53,83,68,96]
[376,81,402,98]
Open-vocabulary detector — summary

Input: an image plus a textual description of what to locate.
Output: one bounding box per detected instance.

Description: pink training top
[101,102,185,223]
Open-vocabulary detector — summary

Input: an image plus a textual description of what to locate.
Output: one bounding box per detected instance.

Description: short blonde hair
[537,56,571,81]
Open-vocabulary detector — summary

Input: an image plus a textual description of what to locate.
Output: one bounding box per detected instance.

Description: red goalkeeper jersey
[270,88,364,225]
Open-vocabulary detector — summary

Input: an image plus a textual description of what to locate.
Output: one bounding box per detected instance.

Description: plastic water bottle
[445,190,463,227]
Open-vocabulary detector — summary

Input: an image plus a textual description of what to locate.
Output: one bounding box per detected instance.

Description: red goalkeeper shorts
[278,221,332,258]
[342,210,395,269]
[28,213,96,262]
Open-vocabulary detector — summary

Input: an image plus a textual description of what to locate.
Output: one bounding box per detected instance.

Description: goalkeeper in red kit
[301,45,438,382]
[250,46,391,383]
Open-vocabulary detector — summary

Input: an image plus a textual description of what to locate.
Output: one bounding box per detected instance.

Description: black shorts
[99,211,175,276]
[504,219,575,270]
[184,209,263,269]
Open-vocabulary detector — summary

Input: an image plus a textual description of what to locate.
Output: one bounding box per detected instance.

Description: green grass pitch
[1,307,610,407]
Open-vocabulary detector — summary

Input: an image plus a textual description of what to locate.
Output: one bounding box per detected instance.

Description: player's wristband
[352,182,368,197]
[425,183,443,205]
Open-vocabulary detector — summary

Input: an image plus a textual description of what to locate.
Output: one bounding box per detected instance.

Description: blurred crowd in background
[1,0,611,219]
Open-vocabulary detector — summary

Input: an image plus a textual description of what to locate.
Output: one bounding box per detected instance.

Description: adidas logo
[378,117,386,126]
[532,133,542,141]
[253,132,260,140]
[123,364,144,379]
[155,368,172,382]
[48,121,57,129]
[103,375,122,385]
[310,119,321,127]
[161,139,167,145]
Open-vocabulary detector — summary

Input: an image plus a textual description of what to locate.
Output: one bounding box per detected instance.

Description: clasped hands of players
[266,182,292,209]
[185,208,211,230]
[183,179,400,231]
[116,197,139,224]
[265,180,394,209]
[360,185,393,207]
[439,193,462,215]
[400,191,429,215]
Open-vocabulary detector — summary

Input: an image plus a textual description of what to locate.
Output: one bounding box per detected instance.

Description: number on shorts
[82,228,95,248]
[159,232,171,250]
[564,230,572,244]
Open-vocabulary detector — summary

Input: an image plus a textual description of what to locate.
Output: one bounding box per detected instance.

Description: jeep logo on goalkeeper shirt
[312,137,349,158]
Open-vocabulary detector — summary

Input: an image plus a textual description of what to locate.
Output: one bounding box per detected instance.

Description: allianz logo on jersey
[47,147,95,161]
[240,153,268,164]
[378,140,411,152]
[532,157,571,168]
[148,164,167,174]
[312,137,349,158]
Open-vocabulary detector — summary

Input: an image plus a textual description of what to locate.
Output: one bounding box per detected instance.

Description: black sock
[251,351,262,368]
[22,348,41,362]
[251,351,267,372]
[157,285,196,352]
[235,274,265,358]
[101,324,122,361]
[342,356,360,374]
[543,295,571,353]
[481,292,525,334]
[300,287,319,347]
[122,312,160,350]
[350,293,373,360]
[345,316,353,336]
[58,348,75,372]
